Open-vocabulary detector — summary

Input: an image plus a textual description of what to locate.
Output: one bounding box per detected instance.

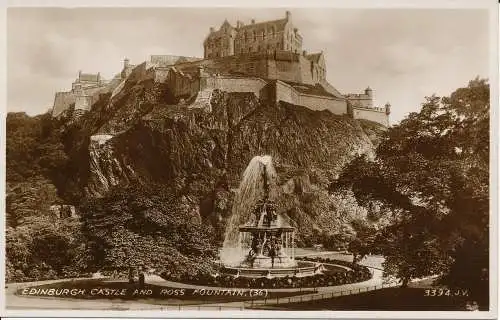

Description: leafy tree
[79,183,218,277]
[5,111,85,282]
[348,219,377,264]
[335,78,489,296]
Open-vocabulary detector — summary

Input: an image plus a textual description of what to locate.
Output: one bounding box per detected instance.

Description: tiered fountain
[220,155,322,278]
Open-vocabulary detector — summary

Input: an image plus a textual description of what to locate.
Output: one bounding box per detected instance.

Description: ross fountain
[220,155,322,278]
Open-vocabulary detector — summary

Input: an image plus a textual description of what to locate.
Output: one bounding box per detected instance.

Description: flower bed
[160,260,372,289]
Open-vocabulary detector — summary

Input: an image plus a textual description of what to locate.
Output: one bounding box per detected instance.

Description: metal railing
[121,304,245,311]
[243,281,400,308]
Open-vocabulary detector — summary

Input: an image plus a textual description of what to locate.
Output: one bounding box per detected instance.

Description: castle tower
[365,86,373,98]
[385,102,391,115]
[286,10,291,20]
[124,58,130,69]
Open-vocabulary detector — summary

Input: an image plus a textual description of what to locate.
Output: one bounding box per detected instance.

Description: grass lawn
[16,279,315,305]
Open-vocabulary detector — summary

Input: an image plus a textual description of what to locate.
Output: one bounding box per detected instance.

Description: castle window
[253,31,256,41]
[262,30,266,40]
[244,31,248,42]
[271,26,275,37]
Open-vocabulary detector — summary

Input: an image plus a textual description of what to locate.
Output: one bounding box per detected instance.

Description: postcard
[2,1,498,318]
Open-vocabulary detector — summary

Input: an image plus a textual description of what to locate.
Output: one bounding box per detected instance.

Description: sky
[6,7,491,124]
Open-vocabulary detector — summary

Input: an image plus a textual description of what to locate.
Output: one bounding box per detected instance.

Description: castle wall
[352,107,389,126]
[299,93,347,114]
[274,80,300,104]
[75,95,93,111]
[298,56,314,85]
[167,68,200,98]
[153,67,170,83]
[169,51,326,89]
[210,53,269,78]
[267,59,302,83]
[346,94,373,108]
[202,76,267,95]
[52,91,76,117]
[273,80,347,115]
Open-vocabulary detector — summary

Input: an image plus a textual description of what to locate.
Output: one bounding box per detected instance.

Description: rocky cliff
[60,64,385,243]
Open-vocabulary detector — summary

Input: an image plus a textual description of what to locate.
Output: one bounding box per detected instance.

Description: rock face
[61,64,385,241]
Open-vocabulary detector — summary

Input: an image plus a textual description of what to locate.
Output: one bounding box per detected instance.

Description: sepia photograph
[1,0,498,318]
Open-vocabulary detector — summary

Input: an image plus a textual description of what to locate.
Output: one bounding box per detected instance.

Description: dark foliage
[334,78,489,300]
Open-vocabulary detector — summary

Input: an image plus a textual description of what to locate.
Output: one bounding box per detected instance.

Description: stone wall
[75,95,93,111]
[352,107,389,126]
[202,75,267,96]
[273,80,347,115]
[153,67,170,83]
[274,80,300,104]
[52,91,76,117]
[172,51,322,85]
[298,56,313,85]
[167,68,200,98]
[299,93,347,114]
[267,58,302,83]
[346,93,372,108]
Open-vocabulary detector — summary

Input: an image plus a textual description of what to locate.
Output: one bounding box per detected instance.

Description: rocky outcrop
[86,134,136,196]
[59,64,385,238]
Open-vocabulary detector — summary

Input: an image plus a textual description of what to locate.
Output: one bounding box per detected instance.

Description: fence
[115,304,245,311]
[108,281,400,311]
[243,281,400,309]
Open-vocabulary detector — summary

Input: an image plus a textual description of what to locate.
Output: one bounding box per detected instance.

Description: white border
[1,0,498,319]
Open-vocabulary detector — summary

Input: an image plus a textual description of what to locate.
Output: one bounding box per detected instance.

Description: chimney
[236,20,244,28]
[97,72,101,82]
[303,50,307,56]
[124,58,130,68]
[251,19,255,24]
[286,10,291,20]
[78,70,82,79]
[209,27,215,33]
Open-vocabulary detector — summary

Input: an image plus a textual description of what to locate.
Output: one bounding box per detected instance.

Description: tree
[336,78,489,296]
[348,219,376,264]
[79,183,218,278]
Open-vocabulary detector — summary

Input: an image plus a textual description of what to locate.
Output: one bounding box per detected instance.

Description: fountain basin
[221,260,323,278]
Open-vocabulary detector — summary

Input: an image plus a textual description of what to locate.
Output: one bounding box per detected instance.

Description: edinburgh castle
[52,11,391,126]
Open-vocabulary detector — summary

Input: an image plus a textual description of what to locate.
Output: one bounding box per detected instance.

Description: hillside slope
[55,64,385,243]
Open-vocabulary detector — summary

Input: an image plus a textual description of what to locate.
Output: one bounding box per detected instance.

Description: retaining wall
[52,91,76,116]
[352,107,389,126]
[202,76,267,96]
[274,81,347,115]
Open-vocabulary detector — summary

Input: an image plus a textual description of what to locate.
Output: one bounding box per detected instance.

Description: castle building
[204,11,302,58]
[52,11,391,127]
[72,71,104,90]
[52,69,122,117]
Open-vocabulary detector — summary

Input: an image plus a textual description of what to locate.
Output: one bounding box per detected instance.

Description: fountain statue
[220,155,321,278]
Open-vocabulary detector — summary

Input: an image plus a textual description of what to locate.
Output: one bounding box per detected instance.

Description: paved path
[193,267,396,309]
